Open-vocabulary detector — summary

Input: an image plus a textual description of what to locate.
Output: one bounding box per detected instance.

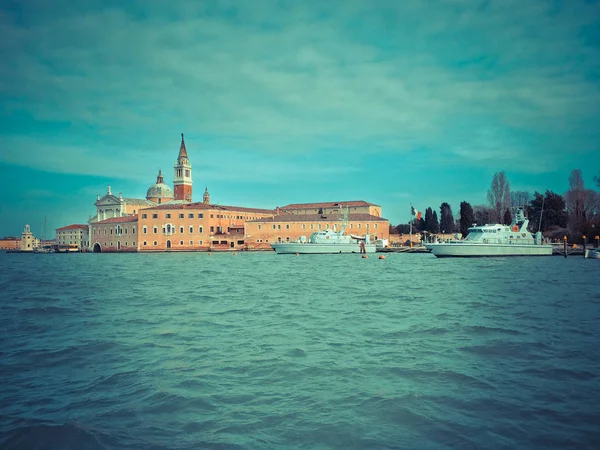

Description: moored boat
[585,248,600,259]
[424,209,553,258]
[271,208,376,254]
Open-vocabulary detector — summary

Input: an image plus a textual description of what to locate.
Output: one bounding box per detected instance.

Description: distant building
[56,224,89,251]
[245,210,389,250]
[89,216,138,252]
[277,200,382,217]
[0,237,20,250]
[20,224,38,251]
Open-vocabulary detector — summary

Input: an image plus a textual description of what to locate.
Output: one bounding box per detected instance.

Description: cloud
[0,0,599,203]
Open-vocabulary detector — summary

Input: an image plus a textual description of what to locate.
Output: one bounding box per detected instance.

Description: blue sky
[1,0,600,238]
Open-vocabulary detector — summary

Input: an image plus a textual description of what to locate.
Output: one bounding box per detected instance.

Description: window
[358,224,361,228]
[180,241,184,245]
[258,225,262,230]
[374,224,378,229]
[318,224,321,229]
[188,213,194,219]
[143,226,147,234]
[210,226,214,232]
[286,224,290,229]
[198,240,203,245]
[143,241,147,246]
[198,226,203,233]
[210,214,214,218]
[153,226,158,234]
[153,241,158,246]
[125,242,128,246]
[189,240,193,245]
[132,241,135,246]
[179,214,184,219]
[132,227,136,234]
[272,224,276,230]
[198,213,203,218]
[286,237,290,242]
[310,224,314,229]
[166,213,171,219]
[278,224,281,230]
[366,224,369,229]
[152,214,158,219]
[189,226,194,234]
[179,226,184,234]
[302,224,306,229]
[142,213,147,219]
[185,169,190,177]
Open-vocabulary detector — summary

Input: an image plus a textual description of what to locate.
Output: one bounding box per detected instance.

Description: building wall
[281,204,382,217]
[0,238,20,250]
[244,218,390,250]
[137,206,273,252]
[90,221,138,252]
[56,227,89,250]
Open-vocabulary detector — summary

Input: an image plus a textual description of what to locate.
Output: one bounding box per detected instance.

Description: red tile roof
[143,202,274,214]
[56,224,89,231]
[279,200,379,209]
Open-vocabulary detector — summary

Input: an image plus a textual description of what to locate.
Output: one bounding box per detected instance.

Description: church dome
[146,170,174,202]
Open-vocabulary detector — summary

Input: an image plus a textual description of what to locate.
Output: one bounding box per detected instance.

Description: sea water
[0,251,599,449]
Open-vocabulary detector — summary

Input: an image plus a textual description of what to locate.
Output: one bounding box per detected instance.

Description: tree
[487,171,511,223]
[424,207,434,232]
[565,169,586,234]
[431,211,440,234]
[594,170,600,189]
[503,208,512,225]
[510,191,530,208]
[395,223,411,234]
[459,201,474,238]
[439,202,454,234]
[528,190,568,232]
[473,205,494,225]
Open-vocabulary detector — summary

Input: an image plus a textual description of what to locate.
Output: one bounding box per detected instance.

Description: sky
[1,0,600,238]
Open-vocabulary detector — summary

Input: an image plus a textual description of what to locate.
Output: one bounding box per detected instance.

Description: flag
[411,206,422,220]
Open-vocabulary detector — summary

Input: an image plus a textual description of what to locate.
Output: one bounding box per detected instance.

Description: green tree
[439,202,454,234]
[474,205,493,225]
[431,211,440,233]
[565,169,586,233]
[487,171,511,223]
[459,201,474,238]
[503,208,512,225]
[424,207,434,232]
[529,190,568,232]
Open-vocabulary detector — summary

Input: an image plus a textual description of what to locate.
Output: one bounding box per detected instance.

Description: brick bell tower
[173,133,193,202]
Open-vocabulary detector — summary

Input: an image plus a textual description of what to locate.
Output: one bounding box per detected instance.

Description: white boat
[585,248,600,259]
[271,208,376,254]
[424,209,553,258]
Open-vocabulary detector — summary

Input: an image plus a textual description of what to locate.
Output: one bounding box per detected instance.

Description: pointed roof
[156,170,164,184]
[178,133,188,160]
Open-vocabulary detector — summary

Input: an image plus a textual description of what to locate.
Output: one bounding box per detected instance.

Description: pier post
[582,235,586,258]
[563,236,567,258]
[596,235,599,249]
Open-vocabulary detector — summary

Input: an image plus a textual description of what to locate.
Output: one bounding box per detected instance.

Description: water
[0,251,599,449]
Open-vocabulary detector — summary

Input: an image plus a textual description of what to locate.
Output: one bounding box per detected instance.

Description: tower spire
[178,132,188,160]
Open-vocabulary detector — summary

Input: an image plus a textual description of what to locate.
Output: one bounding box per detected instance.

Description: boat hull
[425,243,553,258]
[271,242,377,254]
[585,249,600,259]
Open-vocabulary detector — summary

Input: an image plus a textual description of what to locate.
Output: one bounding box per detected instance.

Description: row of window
[102,241,136,247]
[257,223,379,231]
[141,212,260,220]
[142,225,232,234]
[92,227,136,236]
[142,240,204,246]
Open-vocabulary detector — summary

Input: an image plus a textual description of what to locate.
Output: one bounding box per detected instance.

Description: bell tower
[203,186,210,204]
[173,133,193,202]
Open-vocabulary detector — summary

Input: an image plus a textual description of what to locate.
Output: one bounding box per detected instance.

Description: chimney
[276,206,280,215]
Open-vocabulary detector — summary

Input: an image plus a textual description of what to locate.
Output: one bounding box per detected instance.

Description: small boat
[585,248,600,259]
[271,208,376,254]
[424,209,553,258]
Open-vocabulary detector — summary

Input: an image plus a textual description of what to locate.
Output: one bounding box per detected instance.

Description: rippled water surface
[1,251,599,449]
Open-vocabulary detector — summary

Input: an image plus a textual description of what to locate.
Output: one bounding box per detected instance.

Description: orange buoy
[379,255,385,259]
[362,255,368,259]
[295,253,299,256]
